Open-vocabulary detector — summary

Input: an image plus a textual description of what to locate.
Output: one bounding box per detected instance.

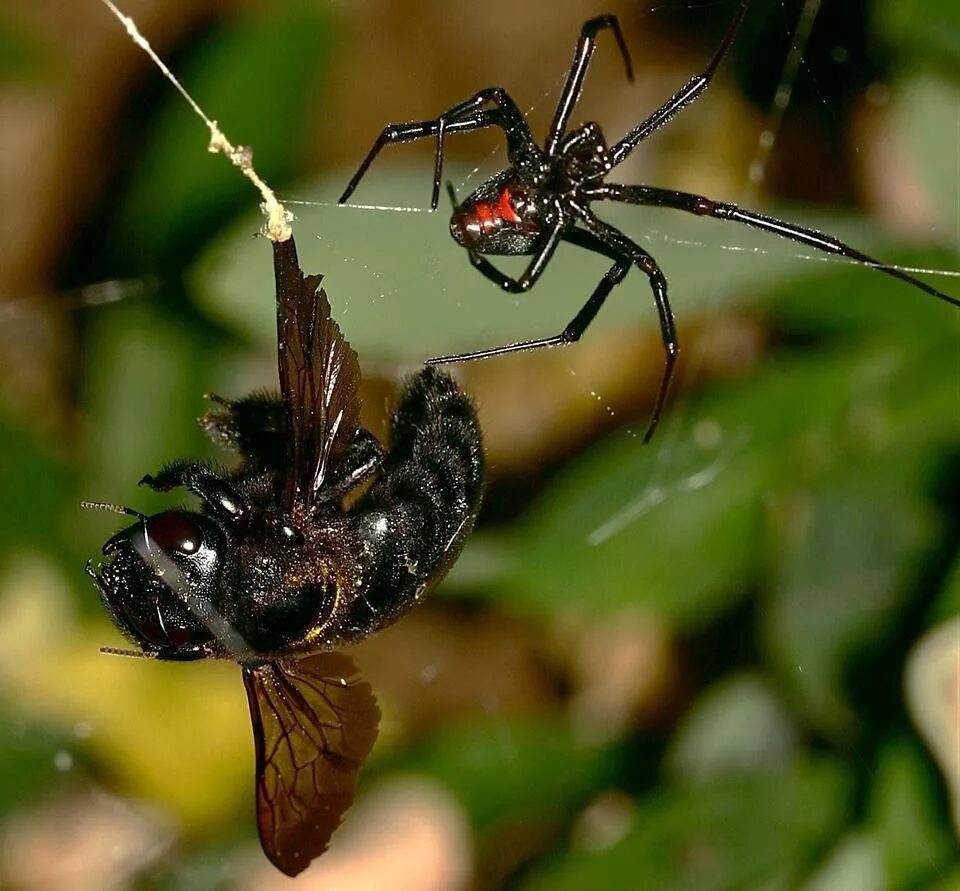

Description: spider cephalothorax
[340,0,959,441]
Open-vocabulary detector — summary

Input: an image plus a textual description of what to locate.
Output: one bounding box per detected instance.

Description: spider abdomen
[450,179,542,256]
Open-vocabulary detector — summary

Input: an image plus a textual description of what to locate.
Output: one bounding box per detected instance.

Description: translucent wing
[273,237,362,516]
[242,652,380,876]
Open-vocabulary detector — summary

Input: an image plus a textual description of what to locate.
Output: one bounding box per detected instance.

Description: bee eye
[148,512,203,555]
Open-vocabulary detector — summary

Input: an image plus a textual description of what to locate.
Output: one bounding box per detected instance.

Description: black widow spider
[339,0,959,441]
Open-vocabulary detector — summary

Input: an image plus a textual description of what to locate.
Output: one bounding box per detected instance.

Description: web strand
[97,0,292,242]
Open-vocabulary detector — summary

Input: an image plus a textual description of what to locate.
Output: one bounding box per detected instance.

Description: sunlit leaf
[905,617,960,839]
[194,166,892,362]
[888,76,960,238]
[799,833,886,891]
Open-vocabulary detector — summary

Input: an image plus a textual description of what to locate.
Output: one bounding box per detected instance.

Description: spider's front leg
[339,88,538,210]
[546,14,634,156]
[609,0,750,167]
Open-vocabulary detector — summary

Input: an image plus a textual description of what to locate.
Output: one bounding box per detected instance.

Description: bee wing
[273,236,362,515]
[242,652,380,876]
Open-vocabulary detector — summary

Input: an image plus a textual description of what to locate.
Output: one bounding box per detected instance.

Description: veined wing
[242,651,380,876]
[273,237,362,516]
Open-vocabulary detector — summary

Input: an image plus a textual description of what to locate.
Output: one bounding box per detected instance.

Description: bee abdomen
[388,368,484,532]
[331,368,484,642]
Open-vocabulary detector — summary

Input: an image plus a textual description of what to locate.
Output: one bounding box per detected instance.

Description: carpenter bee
[84,236,485,875]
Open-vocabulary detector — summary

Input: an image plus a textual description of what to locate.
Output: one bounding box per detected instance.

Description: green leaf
[112,1,333,267]
[922,866,960,891]
[0,716,78,817]
[766,247,960,341]
[875,0,960,78]
[0,421,71,567]
[666,673,800,783]
[496,348,880,629]
[929,550,960,622]
[519,761,853,891]
[79,299,221,550]
[393,719,617,833]
[867,736,955,888]
[762,461,939,741]
[194,165,894,363]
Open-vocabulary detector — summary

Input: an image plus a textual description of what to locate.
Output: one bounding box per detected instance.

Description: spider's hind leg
[568,224,679,442]
[426,225,679,443]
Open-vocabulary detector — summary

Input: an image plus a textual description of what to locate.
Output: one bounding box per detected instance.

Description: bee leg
[317,430,385,504]
[140,462,249,525]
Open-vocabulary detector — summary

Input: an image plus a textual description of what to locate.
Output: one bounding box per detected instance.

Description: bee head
[88,509,233,660]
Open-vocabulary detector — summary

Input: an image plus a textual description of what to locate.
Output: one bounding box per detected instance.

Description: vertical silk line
[97,0,293,242]
[744,0,823,198]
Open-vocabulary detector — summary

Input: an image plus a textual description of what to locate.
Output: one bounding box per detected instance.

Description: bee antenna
[99,646,156,660]
[81,500,148,522]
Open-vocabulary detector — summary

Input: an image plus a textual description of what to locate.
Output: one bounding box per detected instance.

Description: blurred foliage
[0,0,959,888]
[112,0,333,269]
[0,12,55,84]
[395,719,619,834]
[874,0,960,78]
[520,760,853,891]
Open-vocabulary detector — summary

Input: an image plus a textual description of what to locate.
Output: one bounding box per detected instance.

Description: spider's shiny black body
[84,237,484,875]
[340,0,959,441]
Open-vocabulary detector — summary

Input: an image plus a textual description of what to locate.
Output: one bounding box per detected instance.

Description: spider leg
[545,15,634,157]
[339,110,503,206]
[574,221,679,442]
[341,89,538,209]
[609,0,750,167]
[461,223,565,294]
[426,226,677,443]
[432,88,539,208]
[597,183,960,309]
